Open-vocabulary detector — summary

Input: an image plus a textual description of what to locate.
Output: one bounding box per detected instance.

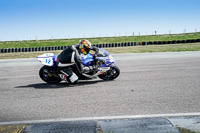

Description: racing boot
[60,68,78,83]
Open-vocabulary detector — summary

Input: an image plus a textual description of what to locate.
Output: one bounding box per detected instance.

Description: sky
[0,0,200,41]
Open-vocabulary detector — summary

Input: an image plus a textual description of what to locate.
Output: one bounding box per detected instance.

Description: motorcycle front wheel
[39,66,61,84]
[98,65,120,80]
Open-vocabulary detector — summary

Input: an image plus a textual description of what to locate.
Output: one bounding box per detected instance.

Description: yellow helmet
[79,40,92,55]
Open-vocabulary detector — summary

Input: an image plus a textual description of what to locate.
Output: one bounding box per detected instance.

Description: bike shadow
[15,80,109,89]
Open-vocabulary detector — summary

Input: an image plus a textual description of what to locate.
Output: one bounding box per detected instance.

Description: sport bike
[37,48,120,84]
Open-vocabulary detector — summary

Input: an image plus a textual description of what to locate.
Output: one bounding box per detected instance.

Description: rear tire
[39,66,61,84]
[98,65,120,80]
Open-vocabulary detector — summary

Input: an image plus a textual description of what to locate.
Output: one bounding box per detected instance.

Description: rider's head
[79,39,92,55]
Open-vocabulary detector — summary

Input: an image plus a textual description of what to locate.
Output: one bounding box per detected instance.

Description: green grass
[0,32,200,49]
[0,43,200,59]
[105,43,200,53]
[0,125,26,133]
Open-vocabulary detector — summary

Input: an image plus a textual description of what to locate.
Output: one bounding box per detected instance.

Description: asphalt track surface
[0,51,200,123]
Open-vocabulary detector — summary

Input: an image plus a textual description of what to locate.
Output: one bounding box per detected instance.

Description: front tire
[39,66,61,84]
[98,65,120,80]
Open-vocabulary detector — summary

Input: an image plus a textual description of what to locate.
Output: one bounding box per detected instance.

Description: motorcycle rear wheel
[39,66,61,84]
[98,65,120,80]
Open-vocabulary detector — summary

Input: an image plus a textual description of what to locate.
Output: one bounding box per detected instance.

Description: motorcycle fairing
[82,48,115,67]
[37,48,114,68]
[37,53,57,67]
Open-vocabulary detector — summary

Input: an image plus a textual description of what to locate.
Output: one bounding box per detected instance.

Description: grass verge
[0,125,26,133]
[0,43,200,59]
[0,32,200,49]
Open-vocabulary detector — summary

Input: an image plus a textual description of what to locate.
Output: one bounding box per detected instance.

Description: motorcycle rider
[58,39,99,83]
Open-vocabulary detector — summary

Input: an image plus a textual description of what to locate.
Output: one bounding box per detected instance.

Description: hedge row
[0,39,200,53]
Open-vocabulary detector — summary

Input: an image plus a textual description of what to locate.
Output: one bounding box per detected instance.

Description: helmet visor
[84,44,90,48]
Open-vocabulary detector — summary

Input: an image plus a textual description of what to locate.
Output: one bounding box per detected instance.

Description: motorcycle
[36,48,120,84]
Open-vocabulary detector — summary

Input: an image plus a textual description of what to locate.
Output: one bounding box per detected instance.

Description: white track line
[1,112,200,125]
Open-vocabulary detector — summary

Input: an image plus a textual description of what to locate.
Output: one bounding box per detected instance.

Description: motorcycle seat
[57,62,75,67]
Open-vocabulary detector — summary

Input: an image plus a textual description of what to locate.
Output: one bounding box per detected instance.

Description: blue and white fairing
[82,48,115,67]
[37,53,57,67]
[37,48,114,68]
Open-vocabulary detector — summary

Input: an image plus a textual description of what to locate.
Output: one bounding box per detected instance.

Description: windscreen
[97,48,109,57]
